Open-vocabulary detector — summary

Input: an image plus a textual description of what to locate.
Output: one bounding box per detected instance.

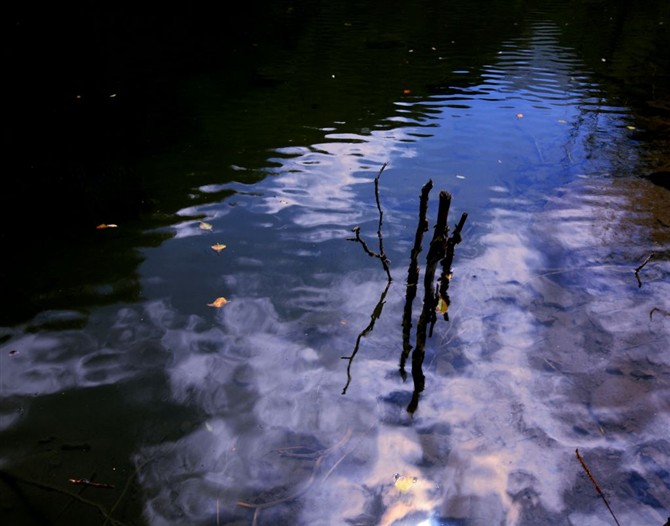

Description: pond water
[2,1,670,525]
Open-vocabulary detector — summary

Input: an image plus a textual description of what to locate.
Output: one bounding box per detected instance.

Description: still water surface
[2,2,670,525]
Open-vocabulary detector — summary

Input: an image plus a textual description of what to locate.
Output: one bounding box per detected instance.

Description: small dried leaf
[199,221,213,231]
[394,474,417,493]
[207,297,229,308]
[211,243,227,253]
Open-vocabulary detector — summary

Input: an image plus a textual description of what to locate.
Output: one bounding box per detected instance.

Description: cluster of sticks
[344,166,467,413]
[400,180,467,413]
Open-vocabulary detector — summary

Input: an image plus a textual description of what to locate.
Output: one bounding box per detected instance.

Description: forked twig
[348,163,392,282]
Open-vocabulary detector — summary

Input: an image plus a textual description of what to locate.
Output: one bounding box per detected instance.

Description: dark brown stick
[347,164,392,282]
[408,191,450,412]
[436,211,468,325]
[373,163,392,282]
[575,449,621,526]
[400,180,433,377]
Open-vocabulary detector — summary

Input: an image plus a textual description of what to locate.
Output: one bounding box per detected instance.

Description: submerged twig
[635,253,655,273]
[0,470,127,526]
[104,457,153,526]
[575,449,621,526]
[238,430,353,526]
[634,253,654,288]
[69,478,115,489]
[373,163,392,282]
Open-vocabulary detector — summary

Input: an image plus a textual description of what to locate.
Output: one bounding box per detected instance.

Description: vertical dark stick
[400,180,433,376]
[437,211,468,323]
[374,163,392,282]
[408,191,450,413]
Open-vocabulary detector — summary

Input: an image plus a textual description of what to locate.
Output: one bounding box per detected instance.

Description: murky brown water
[2,1,670,525]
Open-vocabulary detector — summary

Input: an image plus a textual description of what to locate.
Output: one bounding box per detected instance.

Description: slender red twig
[575,449,621,526]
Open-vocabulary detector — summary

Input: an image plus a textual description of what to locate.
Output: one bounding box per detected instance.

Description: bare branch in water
[407,191,451,412]
[347,164,392,282]
[373,163,392,282]
[575,449,621,526]
[400,179,433,377]
[342,164,393,394]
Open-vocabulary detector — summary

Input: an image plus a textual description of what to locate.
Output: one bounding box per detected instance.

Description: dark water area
[2,1,670,525]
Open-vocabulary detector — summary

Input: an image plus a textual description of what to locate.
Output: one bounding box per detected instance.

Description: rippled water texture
[2,3,670,526]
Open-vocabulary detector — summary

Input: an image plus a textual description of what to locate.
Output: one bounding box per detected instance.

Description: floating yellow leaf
[436,297,449,314]
[199,221,213,231]
[211,243,227,253]
[207,297,229,308]
[96,223,118,229]
[626,125,636,130]
[394,474,418,493]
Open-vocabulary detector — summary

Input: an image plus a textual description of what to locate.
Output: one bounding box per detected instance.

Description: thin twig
[635,253,654,288]
[341,280,390,394]
[105,457,153,526]
[348,226,378,258]
[635,253,654,273]
[347,164,392,282]
[0,470,127,526]
[237,430,353,525]
[575,449,621,526]
[373,163,392,282]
